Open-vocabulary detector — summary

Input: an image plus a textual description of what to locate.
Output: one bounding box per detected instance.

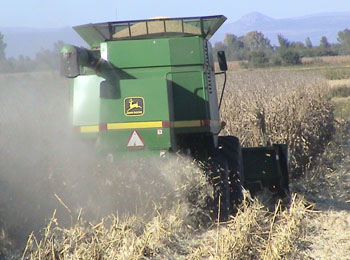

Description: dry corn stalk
[218,70,333,177]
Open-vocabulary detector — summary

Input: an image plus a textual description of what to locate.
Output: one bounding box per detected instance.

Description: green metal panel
[106,37,204,68]
[97,78,172,154]
[98,128,171,154]
[99,78,170,123]
[115,65,203,81]
[107,39,171,68]
[169,37,204,65]
[167,71,208,121]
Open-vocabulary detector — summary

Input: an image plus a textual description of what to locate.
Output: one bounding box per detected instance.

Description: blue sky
[2,0,350,28]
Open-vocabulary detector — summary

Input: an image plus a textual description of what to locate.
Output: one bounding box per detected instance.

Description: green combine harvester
[61,15,289,219]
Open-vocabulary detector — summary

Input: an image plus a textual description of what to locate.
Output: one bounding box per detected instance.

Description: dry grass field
[302,55,350,66]
[1,60,350,259]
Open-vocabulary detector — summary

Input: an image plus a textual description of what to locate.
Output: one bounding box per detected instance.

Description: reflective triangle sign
[126,130,145,148]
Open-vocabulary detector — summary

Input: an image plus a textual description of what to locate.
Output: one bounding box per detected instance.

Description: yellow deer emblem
[127,99,142,112]
[125,97,144,115]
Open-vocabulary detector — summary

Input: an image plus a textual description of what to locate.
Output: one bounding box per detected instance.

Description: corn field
[219,70,333,177]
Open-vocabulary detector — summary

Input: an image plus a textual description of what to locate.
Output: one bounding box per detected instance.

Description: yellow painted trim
[80,125,99,133]
[107,121,162,130]
[78,120,212,133]
[172,120,201,128]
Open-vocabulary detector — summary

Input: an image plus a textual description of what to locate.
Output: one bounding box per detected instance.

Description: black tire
[211,149,232,221]
[210,136,244,220]
[218,136,244,207]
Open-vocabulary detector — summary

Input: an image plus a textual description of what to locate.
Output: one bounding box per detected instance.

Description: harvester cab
[61,15,290,219]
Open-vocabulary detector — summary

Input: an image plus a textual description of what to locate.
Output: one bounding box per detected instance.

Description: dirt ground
[296,121,350,259]
[305,161,350,259]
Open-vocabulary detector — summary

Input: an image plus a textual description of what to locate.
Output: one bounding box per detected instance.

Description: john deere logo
[124,97,144,116]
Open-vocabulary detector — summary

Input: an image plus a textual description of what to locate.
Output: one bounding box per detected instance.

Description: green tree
[213,41,227,61]
[276,34,302,65]
[212,33,245,61]
[243,31,272,53]
[247,50,269,67]
[320,36,330,49]
[337,28,350,55]
[305,37,313,49]
[15,55,37,72]
[0,32,7,60]
[35,40,65,70]
[223,33,246,60]
[316,36,335,56]
[0,58,14,73]
[213,41,227,55]
[216,32,273,61]
[294,41,306,56]
[224,34,243,49]
[279,49,301,65]
[277,34,290,49]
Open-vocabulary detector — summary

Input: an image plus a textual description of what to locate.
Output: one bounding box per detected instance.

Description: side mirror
[217,51,228,71]
[60,46,80,78]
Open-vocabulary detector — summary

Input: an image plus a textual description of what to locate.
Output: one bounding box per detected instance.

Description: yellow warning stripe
[77,120,218,133]
[80,125,99,133]
[171,120,201,128]
[170,120,220,128]
[107,121,162,130]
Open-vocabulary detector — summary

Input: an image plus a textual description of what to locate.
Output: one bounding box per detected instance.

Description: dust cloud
[0,72,213,253]
[0,72,83,248]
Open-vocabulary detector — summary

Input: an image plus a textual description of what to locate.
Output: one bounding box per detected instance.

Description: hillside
[212,11,350,45]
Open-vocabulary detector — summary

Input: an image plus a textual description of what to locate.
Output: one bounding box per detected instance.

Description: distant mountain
[211,11,350,46]
[233,12,275,28]
[2,11,350,58]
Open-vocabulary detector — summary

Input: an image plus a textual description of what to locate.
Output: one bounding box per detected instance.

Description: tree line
[0,32,64,73]
[1,28,350,73]
[213,28,350,67]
